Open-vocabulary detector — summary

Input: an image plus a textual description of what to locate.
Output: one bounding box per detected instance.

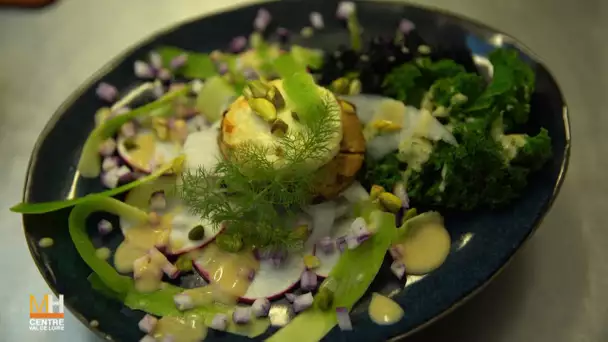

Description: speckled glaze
[20,1,569,341]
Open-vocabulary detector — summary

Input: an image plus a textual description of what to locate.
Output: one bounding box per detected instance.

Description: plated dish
[13,1,569,341]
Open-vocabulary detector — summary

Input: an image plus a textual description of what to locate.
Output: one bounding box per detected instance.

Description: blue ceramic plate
[19,1,570,341]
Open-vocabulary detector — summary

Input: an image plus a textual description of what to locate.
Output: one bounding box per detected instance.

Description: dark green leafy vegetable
[466,49,535,131]
[382,58,465,107]
[157,46,218,79]
[405,118,530,210]
[429,72,485,113]
[358,153,405,191]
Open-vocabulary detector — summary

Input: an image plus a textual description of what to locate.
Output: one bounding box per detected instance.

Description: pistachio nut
[267,86,285,110]
[290,224,310,241]
[271,119,289,137]
[348,79,362,95]
[291,112,300,122]
[370,184,386,200]
[175,254,193,272]
[249,98,277,122]
[246,80,271,98]
[303,254,321,269]
[123,138,138,151]
[330,77,350,95]
[187,225,206,241]
[371,119,402,133]
[152,117,169,140]
[379,192,403,213]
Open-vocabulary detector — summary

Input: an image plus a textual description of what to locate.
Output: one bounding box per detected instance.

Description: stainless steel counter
[0,0,605,341]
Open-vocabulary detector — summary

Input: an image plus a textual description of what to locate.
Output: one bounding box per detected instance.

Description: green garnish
[195,76,237,123]
[346,11,362,52]
[71,197,269,337]
[76,86,189,178]
[179,72,340,250]
[156,46,218,79]
[10,156,184,214]
[266,209,397,341]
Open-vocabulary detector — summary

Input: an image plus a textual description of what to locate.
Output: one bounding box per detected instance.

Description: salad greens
[77,86,190,178]
[10,156,184,214]
[266,207,397,342]
[71,196,269,338]
[157,46,218,79]
[362,48,552,210]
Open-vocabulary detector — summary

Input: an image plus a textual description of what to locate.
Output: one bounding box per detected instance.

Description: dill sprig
[179,72,341,250]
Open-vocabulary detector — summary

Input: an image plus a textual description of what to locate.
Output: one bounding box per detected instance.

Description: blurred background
[0,0,605,341]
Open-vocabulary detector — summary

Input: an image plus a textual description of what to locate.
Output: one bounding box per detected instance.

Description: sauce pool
[368,293,404,326]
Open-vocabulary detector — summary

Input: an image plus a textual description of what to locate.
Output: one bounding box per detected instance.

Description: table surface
[0,0,605,341]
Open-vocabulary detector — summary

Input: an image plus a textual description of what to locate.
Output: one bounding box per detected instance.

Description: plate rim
[19,1,572,341]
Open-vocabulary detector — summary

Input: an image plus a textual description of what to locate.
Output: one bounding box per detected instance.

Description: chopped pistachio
[246,80,271,98]
[267,86,285,110]
[249,98,277,122]
[450,93,468,106]
[271,119,289,137]
[38,237,54,248]
[303,255,320,269]
[291,112,300,122]
[123,138,138,151]
[330,78,350,94]
[188,225,206,241]
[418,45,432,54]
[216,234,243,253]
[370,185,386,200]
[371,119,402,133]
[379,192,402,213]
[348,79,362,95]
[152,117,169,140]
[175,254,193,272]
[290,224,310,241]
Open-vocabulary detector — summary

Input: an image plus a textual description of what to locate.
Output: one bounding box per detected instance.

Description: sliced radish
[240,254,305,303]
[116,129,181,173]
[192,245,304,303]
[313,217,355,278]
[303,201,337,250]
[121,178,221,255]
[182,124,222,172]
[394,212,451,275]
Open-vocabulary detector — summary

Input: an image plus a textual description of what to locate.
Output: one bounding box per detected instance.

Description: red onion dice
[173,294,194,311]
[293,292,314,313]
[138,314,158,333]
[149,191,167,212]
[157,68,172,81]
[134,60,154,78]
[120,121,136,138]
[149,51,163,70]
[317,236,335,255]
[96,82,118,102]
[253,8,271,31]
[98,138,116,156]
[97,219,113,235]
[336,2,356,20]
[300,270,318,291]
[336,307,353,330]
[346,235,361,250]
[310,12,324,29]
[390,260,406,279]
[232,306,252,325]
[210,313,228,331]
[101,170,120,189]
[399,19,416,34]
[285,293,296,303]
[229,36,247,53]
[190,79,204,94]
[389,245,404,260]
[153,82,164,98]
[170,54,188,70]
[101,156,119,172]
[252,298,270,317]
[115,165,132,179]
[336,236,347,252]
